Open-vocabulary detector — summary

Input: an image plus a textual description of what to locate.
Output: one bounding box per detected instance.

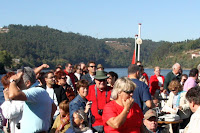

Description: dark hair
[128,64,139,75]
[189,68,199,77]
[59,100,69,113]
[186,86,200,105]
[181,74,188,79]
[107,71,118,81]
[65,63,72,67]
[87,61,96,67]
[76,80,89,91]
[44,71,54,78]
[1,72,16,88]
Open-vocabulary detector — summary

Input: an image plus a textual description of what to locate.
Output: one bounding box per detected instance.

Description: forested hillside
[0,24,200,69]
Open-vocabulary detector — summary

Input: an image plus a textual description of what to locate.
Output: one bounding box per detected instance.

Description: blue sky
[1,0,200,42]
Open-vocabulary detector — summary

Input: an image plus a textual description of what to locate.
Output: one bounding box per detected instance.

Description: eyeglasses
[48,76,55,79]
[171,89,176,91]
[89,66,96,68]
[123,90,134,94]
[97,79,106,82]
[61,77,66,79]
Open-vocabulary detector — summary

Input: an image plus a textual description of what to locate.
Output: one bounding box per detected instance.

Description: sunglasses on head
[123,90,134,94]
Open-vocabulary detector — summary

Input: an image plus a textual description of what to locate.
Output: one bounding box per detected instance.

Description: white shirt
[90,75,95,81]
[1,100,24,133]
[187,106,200,133]
[74,73,81,80]
[46,86,59,118]
[157,76,163,87]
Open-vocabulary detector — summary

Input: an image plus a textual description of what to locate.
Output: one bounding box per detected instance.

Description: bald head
[172,63,181,75]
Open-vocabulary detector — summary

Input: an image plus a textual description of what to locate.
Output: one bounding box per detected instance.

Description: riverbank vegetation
[0,24,199,69]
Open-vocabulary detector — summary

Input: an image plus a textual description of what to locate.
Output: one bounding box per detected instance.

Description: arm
[34,64,49,75]
[106,98,133,129]
[145,100,154,108]
[9,82,27,101]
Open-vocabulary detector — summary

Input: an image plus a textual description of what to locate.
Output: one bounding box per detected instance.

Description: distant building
[191,52,200,59]
[0,27,9,33]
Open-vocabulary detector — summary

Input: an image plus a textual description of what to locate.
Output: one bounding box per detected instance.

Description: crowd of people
[0,61,200,133]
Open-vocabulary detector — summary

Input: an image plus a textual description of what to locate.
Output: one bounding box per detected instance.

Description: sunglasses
[98,79,106,82]
[89,66,96,68]
[61,77,66,79]
[123,90,134,94]
[171,89,176,91]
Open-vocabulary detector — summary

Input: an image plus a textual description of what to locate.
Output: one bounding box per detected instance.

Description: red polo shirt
[86,84,112,127]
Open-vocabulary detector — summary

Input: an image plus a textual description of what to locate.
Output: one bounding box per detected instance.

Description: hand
[41,64,49,69]
[178,106,183,110]
[85,101,92,113]
[10,72,23,83]
[122,97,134,112]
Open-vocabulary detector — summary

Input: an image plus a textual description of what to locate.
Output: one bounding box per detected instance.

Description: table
[158,120,183,133]
[158,119,183,124]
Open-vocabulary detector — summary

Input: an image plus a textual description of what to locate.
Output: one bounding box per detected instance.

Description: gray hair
[172,63,180,70]
[111,77,136,100]
[18,67,36,84]
[74,110,88,126]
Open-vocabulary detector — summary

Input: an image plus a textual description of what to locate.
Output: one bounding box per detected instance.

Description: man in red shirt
[86,70,112,133]
[64,63,76,89]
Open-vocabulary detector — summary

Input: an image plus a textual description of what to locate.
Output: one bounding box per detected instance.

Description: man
[185,86,200,133]
[97,64,104,71]
[164,63,182,92]
[136,61,149,85]
[81,61,96,85]
[183,68,198,91]
[143,109,159,133]
[44,71,68,119]
[8,67,57,133]
[128,64,153,113]
[64,63,76,88]
[86,70,112,133]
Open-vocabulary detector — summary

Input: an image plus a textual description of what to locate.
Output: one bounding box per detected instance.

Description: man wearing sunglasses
[81,61,96,85]
[128,64,153,114]
[86,70,112,133]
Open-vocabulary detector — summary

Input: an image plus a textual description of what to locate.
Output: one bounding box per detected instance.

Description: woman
[102,77,143,133]
[107,71,118,87]
[73,64,82,81]
[66,110,93,133]
[162,80,191,129]
[55,70,75,101]
[0,72,24,133]
[69,80,92,128]
[149,66,165,97]
[51,100,70,133]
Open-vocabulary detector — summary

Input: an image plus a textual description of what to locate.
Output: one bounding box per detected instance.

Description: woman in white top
[162,80,191,129]
[0,72,24,133]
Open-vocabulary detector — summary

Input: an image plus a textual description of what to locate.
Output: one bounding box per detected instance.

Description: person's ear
[25,80,31,87]
[80,119,84,124]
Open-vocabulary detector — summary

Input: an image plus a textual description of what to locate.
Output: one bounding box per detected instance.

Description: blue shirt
[132,79,152,112]
[69,95,87,126]
[22,87,53,133]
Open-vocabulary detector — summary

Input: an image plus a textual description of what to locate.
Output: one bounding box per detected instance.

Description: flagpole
[137,23,142,61]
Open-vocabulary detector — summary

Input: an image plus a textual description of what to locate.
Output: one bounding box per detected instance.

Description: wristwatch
[9,79,16,83]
